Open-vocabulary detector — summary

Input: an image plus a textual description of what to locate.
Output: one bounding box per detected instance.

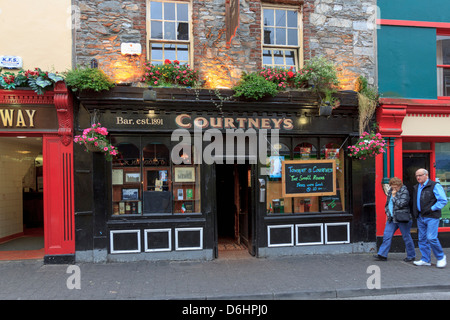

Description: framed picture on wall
[174,167,195,182]
[125,172,140,183]
[122,188,139,201]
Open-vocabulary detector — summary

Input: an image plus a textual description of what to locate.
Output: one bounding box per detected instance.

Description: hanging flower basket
[347,131,386,160]
[85,139,108,152]
[74,123,118,161]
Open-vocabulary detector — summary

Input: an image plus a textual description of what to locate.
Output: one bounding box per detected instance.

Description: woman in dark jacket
[374,177,416,262]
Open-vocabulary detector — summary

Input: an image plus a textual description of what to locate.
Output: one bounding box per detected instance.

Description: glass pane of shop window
[435,142,450,227]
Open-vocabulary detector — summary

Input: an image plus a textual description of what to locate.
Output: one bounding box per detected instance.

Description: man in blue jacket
[412,168,448,268]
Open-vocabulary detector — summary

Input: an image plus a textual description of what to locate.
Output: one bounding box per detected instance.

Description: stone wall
[75,0,147,82]
[304,0,377,89]
[74,0,376,89]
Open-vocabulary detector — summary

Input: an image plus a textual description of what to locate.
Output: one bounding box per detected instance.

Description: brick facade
[74,0,376,89]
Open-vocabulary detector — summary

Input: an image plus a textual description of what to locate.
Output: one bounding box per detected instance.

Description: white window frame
[146,0,193,65]
[261,4,303,70]
[437,34,450,97]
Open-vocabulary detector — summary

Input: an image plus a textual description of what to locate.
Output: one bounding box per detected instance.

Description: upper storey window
[437,34,450,97]
[262,7,302,70]
[148,1,190,65]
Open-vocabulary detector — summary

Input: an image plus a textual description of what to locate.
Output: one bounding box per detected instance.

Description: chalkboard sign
[282,160,336,197]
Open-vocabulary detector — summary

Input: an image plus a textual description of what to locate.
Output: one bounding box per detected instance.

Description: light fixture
[90,58,98,69]
[143,86,157,101]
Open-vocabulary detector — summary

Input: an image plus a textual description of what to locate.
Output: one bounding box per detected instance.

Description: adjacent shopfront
[0,83,75,263]
[74,87,376,262]
[376,99,450,249]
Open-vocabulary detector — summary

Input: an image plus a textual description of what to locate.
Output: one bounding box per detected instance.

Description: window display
[111,137,201,216]
[265,137,346,214]
[435,143,450,227]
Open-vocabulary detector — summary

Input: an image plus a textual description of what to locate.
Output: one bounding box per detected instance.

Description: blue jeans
[417,215,444,262]
[378,219,416,259]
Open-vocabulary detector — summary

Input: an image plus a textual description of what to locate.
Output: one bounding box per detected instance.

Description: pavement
[1,248,450,301]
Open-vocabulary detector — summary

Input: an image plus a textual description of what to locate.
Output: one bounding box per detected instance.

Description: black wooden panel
[326,224,349,243]
[297,225,322,244]
[146,230,171,251]
[177,229,202,249]
[111,231,139,252]
[268,226,293,246]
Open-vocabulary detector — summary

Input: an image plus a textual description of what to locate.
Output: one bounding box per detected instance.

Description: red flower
[164,59,171,64]
[288,71,294,78]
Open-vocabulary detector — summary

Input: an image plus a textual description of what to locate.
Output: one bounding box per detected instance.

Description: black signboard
[282,160,336,197]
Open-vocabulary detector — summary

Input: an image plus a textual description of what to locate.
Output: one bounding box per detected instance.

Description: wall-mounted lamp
[90,58,98,69]
[143,86,157,101]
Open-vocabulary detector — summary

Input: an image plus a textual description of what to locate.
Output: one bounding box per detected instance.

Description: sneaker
[413,260,431,266]
[404,257,415,262]
[437,255,447,268]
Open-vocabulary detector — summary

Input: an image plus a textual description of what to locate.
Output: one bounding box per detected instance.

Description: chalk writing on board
[282,160,336,197]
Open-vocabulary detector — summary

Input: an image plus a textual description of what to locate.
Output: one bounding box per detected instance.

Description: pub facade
[74,87,375,261]
[72,0,377,262]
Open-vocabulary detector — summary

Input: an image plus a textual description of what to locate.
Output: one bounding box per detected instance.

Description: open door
[403,152,431,242]
[216,163,254,257]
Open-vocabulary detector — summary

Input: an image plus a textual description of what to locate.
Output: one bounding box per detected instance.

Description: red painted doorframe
[376,100,450,237]
[0,82,74,258]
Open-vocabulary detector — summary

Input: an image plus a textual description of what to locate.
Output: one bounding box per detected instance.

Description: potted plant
[64,66,115,92]
[141,59,199,87]
[233,72,279,100]
[74,123,118,161]
[300,56,340,115]
[319,88,340,116]
[0,68,64,95]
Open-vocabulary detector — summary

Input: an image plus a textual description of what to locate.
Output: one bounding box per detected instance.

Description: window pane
[177,45,189,62]
[435,143,450,227]
[150,43,163,61]
[263,9,274,26]
[275,10,286,27]
[437,36,450,65]
[403,142,431,150]
[177,22,189,40]
[288,29,298,46]
[264,27,274,44]
[274,50,284,65]
[165,44,176,60]
[263,50,273,65]
[287,10,297,28]
[172,145,201,214]
[164,2,175,20]
[112,141,142,216]
[150,1,162,20]
[266,140,290,214]
[321,141,345,212]
[164,21,176,40]
[276,28,286,45]
[177,3,188,21]
[151,21,163,39]
[285,50,296,67]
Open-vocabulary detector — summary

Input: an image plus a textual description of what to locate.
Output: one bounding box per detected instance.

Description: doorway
[403,152,431,243]
[0,136,45,260]
[215,164,253,257]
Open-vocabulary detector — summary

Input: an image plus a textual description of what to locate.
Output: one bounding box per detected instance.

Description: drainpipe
[381,137,393,195]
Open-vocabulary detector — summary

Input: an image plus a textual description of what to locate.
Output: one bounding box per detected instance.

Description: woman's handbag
[394,211,410,222]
